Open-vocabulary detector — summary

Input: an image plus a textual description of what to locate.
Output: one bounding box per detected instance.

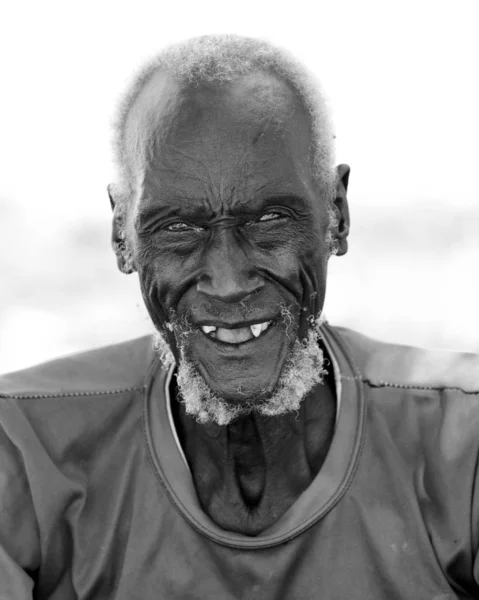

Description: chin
[155,312,327,426]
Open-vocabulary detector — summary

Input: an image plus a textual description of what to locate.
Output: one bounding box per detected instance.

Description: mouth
[199,320,274,345]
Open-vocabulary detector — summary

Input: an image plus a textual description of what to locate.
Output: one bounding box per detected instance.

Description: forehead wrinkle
[135,196,217,226]
[140,174,215,215]
[146,155,214,195]
[137,174,293,225]
[145,139,250,204]
[139,137,312,215]
[144,139,290,210]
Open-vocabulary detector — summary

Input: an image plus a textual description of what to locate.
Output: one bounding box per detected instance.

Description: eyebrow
[135,194,311,229]
[260,194,311,212]
[134,198,215,230]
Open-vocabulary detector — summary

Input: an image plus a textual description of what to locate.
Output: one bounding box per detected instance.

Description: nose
[196,228,264,303]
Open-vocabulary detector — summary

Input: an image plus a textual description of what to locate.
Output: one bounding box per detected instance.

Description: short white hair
[112,34,336,201]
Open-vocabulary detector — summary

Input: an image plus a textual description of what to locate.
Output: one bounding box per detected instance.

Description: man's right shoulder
[0,335,157,400]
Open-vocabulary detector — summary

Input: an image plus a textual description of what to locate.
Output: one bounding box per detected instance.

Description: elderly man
[1,35,479,600]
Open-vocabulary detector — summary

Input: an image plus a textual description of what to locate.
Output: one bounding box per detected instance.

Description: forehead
[123,68,317,210]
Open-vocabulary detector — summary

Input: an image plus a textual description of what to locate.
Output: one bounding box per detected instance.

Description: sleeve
[0,419,40,599]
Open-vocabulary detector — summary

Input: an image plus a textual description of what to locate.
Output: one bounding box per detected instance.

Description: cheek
[254,221,324,276]
[134,242,178,328]
[136,238,188,308]
[295,228,329,327]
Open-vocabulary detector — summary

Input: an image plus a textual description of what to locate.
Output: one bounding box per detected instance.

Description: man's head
[108,35,350,425]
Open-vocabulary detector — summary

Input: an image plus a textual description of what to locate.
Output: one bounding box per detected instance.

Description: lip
[194,316,277,330]
[198,319,279,353]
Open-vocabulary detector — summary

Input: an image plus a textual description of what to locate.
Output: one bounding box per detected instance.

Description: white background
[1,0,478,373]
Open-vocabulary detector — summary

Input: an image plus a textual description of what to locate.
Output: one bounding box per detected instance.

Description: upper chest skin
[171,362,337,535]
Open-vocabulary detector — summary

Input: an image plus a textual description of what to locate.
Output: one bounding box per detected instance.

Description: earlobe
[114,243,135,275]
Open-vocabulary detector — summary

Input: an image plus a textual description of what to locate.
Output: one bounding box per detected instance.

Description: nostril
[197,285,263,304]
[196,275,264,303]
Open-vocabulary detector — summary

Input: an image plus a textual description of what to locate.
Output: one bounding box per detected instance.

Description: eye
[258,212,283,222]
[244,211,287,228]
[165,221,204,233]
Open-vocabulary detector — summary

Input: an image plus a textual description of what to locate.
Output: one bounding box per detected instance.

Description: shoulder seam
[363,378,479,395]
[0,386,145,400]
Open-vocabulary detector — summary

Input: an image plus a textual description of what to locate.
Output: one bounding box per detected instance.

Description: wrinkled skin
[110,69,350,534]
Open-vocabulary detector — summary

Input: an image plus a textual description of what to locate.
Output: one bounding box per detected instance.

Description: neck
[172,365,336,536]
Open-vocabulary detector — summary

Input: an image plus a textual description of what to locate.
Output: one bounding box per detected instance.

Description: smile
[200,321,273,344]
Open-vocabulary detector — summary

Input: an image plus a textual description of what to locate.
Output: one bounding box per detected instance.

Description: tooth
[250,323,262,338]
[201,325,217,334]
[260,321,271,332]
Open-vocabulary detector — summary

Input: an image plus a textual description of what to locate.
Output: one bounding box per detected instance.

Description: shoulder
[0,335,157,400]
[0,336,162,476]
[330,325,479,394]
[0,336,162,571]
[330,326,479,572]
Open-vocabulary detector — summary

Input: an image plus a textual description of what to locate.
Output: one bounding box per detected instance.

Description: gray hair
[111,34,337,202]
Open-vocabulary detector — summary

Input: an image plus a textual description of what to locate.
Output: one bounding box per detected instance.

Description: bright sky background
[1,0,478,373]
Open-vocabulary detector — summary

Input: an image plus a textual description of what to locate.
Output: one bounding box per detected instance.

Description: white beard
[153,312,327,427]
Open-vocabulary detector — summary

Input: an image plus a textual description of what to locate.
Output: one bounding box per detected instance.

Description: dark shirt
[1,324,479,599]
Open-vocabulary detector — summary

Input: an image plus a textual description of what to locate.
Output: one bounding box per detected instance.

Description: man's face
[120,69,345,412]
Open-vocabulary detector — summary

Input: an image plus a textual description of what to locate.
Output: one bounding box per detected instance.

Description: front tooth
[250,323,262,338]
[202,325,217,334]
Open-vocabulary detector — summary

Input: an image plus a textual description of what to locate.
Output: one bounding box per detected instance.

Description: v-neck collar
[143,323,365,549]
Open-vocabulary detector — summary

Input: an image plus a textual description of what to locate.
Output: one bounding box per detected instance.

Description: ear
[332,164,351,256]
[107,184,135,274]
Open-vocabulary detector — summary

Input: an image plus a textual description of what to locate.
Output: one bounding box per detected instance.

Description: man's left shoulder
[331,325,479,395]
